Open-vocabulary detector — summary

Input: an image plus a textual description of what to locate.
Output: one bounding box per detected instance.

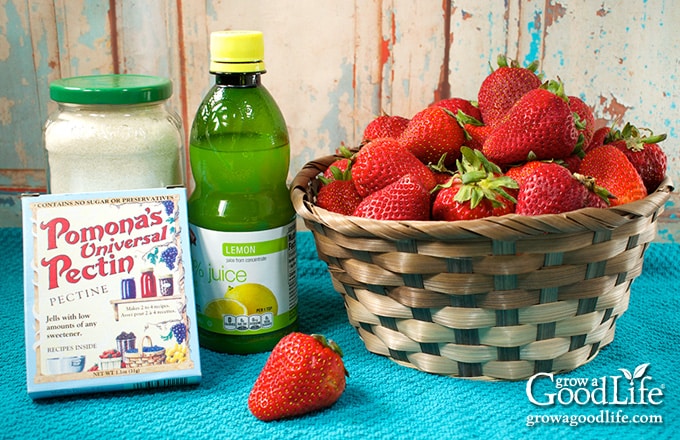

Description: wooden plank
[0,0,678,239]
[0,0,45,169]
[448,0,512,100]
[385,1,446,117]
[352,0,384,142]
[176,0,209,188]
[0,169,46,192]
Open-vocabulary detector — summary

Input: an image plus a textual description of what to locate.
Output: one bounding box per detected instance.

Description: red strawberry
[316,180,363,215]
[352,137,436,197]
[464,124,492,151]
[568,95,595,148]
[477,55,542,128]
[431,97,482,121]
[322,158,352,181]
[504,161,552,187]
[516,163,590,215]
[576,173,614,209]
[578,144,647,206]
[607,122,667,193]
[455,111,492,151]
[432,148,518,221]
[399,106,465,166]
[561,154,582,173]
[362,115,410,141]
[583,191,609,209]
[586,126,610,153]
[353,174,431,220]
[432,179,516,220]
[582,184,610,208]
[248,333,347,421]
[322,146,354,181]
[482,80,579,166]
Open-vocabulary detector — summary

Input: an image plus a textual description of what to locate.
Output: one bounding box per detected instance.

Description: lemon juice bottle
[188,30,297,353]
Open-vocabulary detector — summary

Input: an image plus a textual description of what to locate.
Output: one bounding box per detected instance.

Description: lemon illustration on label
[224,283,278,316]
[204,297,248,319]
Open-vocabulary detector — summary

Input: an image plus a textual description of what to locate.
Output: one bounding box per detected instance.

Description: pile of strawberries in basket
[314,55,668,221]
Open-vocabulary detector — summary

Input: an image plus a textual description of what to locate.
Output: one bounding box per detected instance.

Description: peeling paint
[526,11,542,63]
[599,94,631,121]
[0,97,14,125]
[0,35,9,61]
[13,136,28,165]
[544,1,567,28]
[597,6,610,17]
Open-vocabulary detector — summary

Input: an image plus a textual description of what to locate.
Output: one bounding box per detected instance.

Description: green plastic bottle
[188,30,297,354]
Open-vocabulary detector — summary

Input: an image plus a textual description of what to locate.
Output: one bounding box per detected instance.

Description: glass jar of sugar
[44,74,184,194]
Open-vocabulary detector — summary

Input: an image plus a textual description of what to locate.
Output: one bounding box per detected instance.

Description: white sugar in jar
[44,74,184,194]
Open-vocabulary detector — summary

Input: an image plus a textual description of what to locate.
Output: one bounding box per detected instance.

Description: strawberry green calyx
[430,153,451,172]
[573,112,587,132]
[311,334,349,377]
[571,112,587,157]
[496,54,510,69]
[494,54,540,73]
[318,165,351,185]
[525,59,540,73]
[542,79,569,103]
[455,110,484,127]
[428,153,456,179]
[573,173,615,206]
[311,334,343,357]
[336,145,355,159]
[610,122,667,152]
[451,147,518,209]
[459,145,503,175]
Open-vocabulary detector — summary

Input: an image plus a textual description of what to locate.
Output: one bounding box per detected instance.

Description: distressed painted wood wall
[1,0,679,241]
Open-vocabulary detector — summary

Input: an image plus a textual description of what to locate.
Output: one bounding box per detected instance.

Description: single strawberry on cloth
[248,333,348,421]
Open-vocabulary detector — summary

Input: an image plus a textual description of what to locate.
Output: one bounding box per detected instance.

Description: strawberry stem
[609,122,667,151]
[574,173,616,205]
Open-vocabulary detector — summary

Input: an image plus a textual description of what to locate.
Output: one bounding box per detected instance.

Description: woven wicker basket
[291,154,674,380]
[123,336,166,368]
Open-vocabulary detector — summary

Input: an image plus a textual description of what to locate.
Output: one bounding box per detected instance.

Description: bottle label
[189,221,297,336]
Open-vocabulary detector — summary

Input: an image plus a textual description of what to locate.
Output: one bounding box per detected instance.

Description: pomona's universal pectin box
[22,188,201,399]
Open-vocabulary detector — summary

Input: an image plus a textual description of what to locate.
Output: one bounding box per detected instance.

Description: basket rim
[291,154,674,240]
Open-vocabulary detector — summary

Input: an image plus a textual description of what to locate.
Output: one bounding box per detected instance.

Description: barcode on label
[133,378,189,389]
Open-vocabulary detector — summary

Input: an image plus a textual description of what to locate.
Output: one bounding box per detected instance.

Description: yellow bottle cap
[210,30,266,73]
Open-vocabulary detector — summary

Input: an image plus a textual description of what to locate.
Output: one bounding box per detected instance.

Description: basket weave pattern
[292,155,674,380]
[123,336,166,368]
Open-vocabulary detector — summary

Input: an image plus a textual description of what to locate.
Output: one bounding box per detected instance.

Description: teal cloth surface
[2,227,678,439]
